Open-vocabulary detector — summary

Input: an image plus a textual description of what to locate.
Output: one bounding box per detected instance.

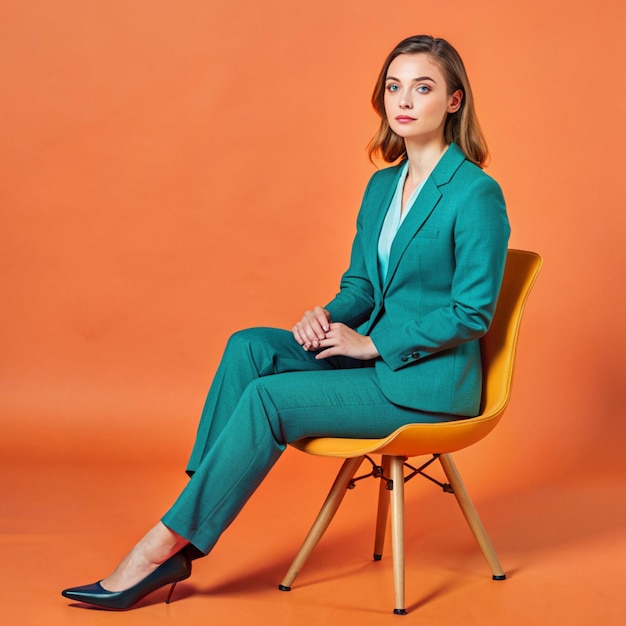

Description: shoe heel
[165,581,178,604]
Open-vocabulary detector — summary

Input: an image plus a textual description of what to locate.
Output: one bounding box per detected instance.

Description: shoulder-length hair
[368,35,489,167]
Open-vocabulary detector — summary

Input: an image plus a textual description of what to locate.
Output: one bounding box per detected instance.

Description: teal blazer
[325,143,510,417]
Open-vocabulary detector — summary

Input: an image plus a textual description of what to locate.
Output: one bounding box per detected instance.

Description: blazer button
[401,355,409,362]
[411,351,420,359]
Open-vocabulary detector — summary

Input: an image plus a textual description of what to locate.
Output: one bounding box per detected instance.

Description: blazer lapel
[382,143,466,294]
[364,165,404,290]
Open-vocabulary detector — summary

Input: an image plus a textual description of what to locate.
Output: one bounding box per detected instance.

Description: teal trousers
[161,327,453,555]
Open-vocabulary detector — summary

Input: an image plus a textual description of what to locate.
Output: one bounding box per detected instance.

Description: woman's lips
[395,115,416,123]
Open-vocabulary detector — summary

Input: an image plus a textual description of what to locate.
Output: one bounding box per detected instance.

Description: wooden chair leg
[438,453,506,580]
[373,455,391,560]
[389,455,407,615]
[279,455,364,591]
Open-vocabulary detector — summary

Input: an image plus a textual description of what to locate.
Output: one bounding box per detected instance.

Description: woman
[62,34,510,610]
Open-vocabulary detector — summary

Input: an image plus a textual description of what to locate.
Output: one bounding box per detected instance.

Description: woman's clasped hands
[292,306,380,361]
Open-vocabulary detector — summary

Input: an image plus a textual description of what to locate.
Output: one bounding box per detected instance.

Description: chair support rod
[438,453,506,579]
[279,456,365,591]
[389,456,407,615]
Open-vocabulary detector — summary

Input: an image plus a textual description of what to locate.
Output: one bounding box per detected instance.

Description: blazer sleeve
[369,174,510,371]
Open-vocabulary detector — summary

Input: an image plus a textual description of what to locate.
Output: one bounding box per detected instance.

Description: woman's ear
[448,89,463,113]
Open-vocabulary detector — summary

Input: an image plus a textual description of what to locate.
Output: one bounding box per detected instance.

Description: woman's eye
[416,85,431,93]
[386,84,399,92]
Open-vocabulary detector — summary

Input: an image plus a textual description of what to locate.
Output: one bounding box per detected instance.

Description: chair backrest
[479,249,543,418]
[371,248,542,457]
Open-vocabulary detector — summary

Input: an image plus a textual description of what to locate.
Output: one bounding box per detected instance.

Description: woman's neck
[404,139,449,187]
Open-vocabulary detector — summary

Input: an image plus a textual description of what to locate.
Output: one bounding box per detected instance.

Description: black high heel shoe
[61,549,192,610]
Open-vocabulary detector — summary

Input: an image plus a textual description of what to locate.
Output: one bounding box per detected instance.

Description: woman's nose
[399,92,413,108]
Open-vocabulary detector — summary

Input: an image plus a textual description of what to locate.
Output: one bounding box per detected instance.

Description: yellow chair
[278,249,542,615]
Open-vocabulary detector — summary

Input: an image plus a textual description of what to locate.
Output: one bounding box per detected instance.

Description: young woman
[62,34,510,610]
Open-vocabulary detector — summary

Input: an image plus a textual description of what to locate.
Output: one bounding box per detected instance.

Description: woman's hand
[315,323,380,361]
[292,306,332,351]
[293,308,379,360]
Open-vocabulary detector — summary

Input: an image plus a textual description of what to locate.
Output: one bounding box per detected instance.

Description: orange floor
[1,448,625,626]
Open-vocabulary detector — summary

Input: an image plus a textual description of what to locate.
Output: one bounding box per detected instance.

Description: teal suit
[161,143,510,555]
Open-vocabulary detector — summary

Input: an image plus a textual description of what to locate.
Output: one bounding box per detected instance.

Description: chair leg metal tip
[493,574,507,581]
[373,553,382,561]
[393,608,408,615]
[278,584,291,592]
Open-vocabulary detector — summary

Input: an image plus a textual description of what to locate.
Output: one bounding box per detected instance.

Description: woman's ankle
[142,522,188,564]
[100,523,188,591]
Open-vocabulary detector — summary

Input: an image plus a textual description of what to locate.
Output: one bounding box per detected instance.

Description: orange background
[1,1,626,625]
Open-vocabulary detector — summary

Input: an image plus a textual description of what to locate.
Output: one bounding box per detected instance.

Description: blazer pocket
[414,228,439,239]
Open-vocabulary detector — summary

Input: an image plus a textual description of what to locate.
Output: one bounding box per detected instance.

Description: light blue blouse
[377,160,426,282]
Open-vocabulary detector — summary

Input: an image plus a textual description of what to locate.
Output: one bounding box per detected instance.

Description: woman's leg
[162,365,450,555]
[99,327,340,589]
[98,327,448,589]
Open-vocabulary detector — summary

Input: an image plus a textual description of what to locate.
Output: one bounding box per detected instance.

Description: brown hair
[368,35,489,167]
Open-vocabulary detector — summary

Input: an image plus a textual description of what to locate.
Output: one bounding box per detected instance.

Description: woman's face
[383,53,462,146]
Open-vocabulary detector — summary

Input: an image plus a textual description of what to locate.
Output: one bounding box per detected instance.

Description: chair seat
[290,412,505,458]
